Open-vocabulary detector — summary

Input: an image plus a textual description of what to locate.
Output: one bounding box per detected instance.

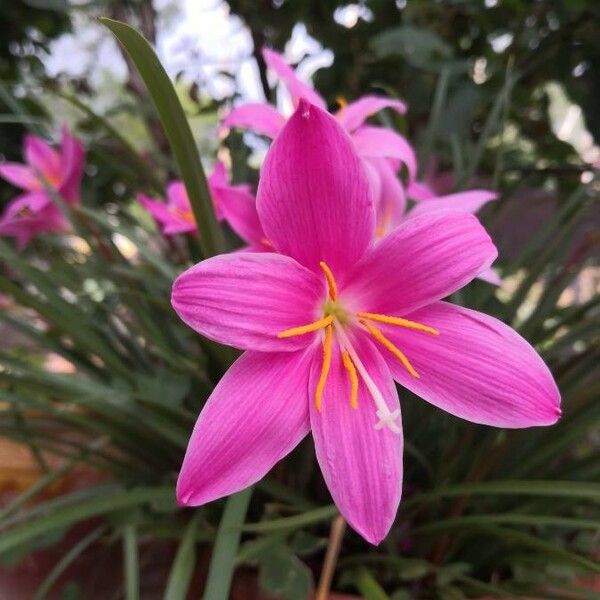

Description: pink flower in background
[172,102,560,544]
[139,161,269,249]
[0,128,85,249]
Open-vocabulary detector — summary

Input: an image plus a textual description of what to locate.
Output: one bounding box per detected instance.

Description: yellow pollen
[361,320,420,378]
[342,350,359,409]
[357,312,439,336]
[277,315,333,338]
[319,261,338,300]
[315,324,333,411]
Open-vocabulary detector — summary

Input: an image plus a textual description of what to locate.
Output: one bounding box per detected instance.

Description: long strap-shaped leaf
[100,17,225,258]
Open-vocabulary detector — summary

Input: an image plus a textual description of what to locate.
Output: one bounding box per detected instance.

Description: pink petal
[171,252,324,352]
[221,103,286,139]
[166,181,189,210]
[336,95,407,132]
[340,211,497,316]
[367,157,406,237]
[4,191,52,218]
[352,126,417,182]
[0,163,40,191]
[410,190,498,217]
[477,266,502,286]
[257,100,375,275]
[57,127,85,204]
[309,333,402,544]
[24,134,61,183]
[138,194,195,235]
[214,183,265,245]
[177,349,312,506]
[380,302,561,427]
[262,48,327,109]
[407,180,436,201]
[207,160,228,189]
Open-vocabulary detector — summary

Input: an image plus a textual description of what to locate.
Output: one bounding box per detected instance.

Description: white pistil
[333,319,401,434]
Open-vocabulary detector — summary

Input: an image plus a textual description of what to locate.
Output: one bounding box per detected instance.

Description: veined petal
[340,211,497,316]
[177,349,312,506]
[172,252,324,352]
[221,103,286,139]
[352,126,417,182]
[336,95,407,132]
[382,302,561,427]
[262,48,327,109]
[58,127,85,204]
[24,134,61,183]
[310,333,402,545]
[410,190,498,216]
[214,183,265,245]
[367,157,406,236]
[0,163,40,191]
[257,100,375,275]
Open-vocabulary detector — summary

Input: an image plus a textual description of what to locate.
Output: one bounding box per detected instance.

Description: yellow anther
[277,315,334,338]
[315,324,333,411]
[361,320,420,379]
[357,312,439,336]
[319,261,338,300]
[336,96,348,110]
[342,350,359,410]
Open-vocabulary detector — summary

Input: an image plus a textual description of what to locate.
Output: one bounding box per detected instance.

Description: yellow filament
[315,325,333,411]
[357,312,439,336]
[319,261,338,300]
[277,315,333,338]
[361,320,420,378]
[342,350,359,409]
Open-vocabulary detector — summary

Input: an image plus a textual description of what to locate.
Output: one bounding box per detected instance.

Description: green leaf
[202,488,252,600]
[242,505,337,533]
[99,17,224,258]
[258,543,313,600]
[163,514,202,600]
[123,524,140,600]
[356,569,391,600]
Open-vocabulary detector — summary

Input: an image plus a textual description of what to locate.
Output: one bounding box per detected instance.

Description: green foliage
[0,3,598,600]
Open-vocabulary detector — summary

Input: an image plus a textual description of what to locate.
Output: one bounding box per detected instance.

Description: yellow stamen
[361,320,420,378]
[173,208,196,224]
[319,261,338,300]
[342,350,359,409]
[357,312,439,336]
[315,324,333,411]
[336,96,348,110]
[277,315,333,338]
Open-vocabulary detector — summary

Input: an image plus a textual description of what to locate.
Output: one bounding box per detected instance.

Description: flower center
[172,207,196,224]
[277,261,439,433]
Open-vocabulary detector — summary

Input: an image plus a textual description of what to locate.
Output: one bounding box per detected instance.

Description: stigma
[276,261,439,433]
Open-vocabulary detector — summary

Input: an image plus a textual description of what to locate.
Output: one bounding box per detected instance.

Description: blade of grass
[123,524,140,600]
[202,488,252,600]
[99,17,224,257]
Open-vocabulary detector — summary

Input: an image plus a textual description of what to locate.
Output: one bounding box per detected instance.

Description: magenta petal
[262,48,327,109]
[177,349,312,506]
[257,101,375,275]
[221,103,286,139]
[214,183,265,245]
[310,334,402,545]
[0,163,40,191]
[24,134,61,183]
[478,267,502,286]
[382,302,561,427]
[407,180,436,201]
[410,190,498,217]
[351,126,417,182]
[172,252,324,352]
[57,127,85,204]
[337,95,407,132]
[341,211,497,316]
[367,157,406,236]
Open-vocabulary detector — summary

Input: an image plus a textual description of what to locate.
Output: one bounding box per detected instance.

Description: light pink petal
[24,134,61,183]
[381,302,561,427]
[336,95,407,132]
[352,126,417,183]
[57,127,85,204]
[138,194,196,235]
[410,190,498,217]
[0,163,40,191]
[310,333,402,544]
[4,191,52,218]
[262,48,327,109]
[214,184,265,245]
[257,100,374,275]
[208,160,228,189]
[478,266,502,286]
[407,180,436,201]
[178,349,312,506]
[221,103,286,139]
[172,252,324,352]
[367,157,406,237]
[166,181,189,210]
[340,211,497,316]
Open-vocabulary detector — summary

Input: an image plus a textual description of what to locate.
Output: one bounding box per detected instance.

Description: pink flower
[139,162,270,249]
[0,127,85,249]
[221,48,414,199]
[171,102,560,544]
